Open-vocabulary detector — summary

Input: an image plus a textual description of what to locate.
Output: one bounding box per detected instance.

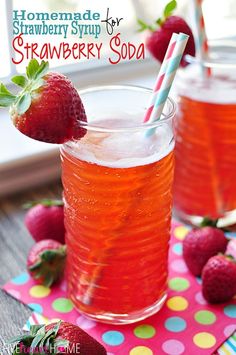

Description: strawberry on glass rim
[138,0,195,66]
[0,59,87,143]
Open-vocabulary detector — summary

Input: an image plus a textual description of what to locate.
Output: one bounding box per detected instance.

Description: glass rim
[76,85,176,133]
[184,54,236,69]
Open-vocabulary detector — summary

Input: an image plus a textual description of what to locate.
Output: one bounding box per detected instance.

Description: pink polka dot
[162,339,185,354]
[224,324,236,337]
[171,259,188,273]
[76,316,96,330]
[195,291,207,305]
[8,289,21,300]
[59,280,67,292]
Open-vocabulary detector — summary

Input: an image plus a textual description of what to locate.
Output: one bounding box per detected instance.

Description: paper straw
[23,312,49,330]
[144,32,179,123]
[145,32,189,134]
[192,0,211,76]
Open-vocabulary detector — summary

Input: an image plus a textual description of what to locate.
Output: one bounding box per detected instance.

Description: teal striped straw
[145,32,189,136]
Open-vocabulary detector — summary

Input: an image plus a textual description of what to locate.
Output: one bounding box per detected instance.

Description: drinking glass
[174,56,236,224]
[61,85,175,324]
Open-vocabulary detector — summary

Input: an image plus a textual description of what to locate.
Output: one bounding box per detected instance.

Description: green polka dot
[168,277,190,291]
[134,324,156,339]
[194,310,216,325]
[52,298,74,313]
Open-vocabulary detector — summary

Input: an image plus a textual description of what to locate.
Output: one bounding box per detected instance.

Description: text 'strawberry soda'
[174,59,236,222]
[61,86,175,324]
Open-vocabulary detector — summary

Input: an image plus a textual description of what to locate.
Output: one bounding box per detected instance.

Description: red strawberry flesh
[183,227,228,276]
[202,255,236,303]
[146,16,195,66]
[11,72,87,143]
[8,321,107,355]
[46,322,107,355]
[25,203,65,244]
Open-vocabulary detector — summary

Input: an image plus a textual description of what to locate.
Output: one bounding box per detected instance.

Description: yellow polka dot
[29,285,51,298]
[40,315,50,324]
[174,226,189,240]
[193,332,216,349]
[167,296,188,311]
[129,346,153,355]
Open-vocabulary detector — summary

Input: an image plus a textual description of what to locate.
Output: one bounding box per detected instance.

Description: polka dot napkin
[2,222,236,354]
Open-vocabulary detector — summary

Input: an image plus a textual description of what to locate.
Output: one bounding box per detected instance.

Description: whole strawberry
[138,0,195,66]
[9,321,107,355]
[27,239,66,287]
[25,199,65,243]
[183,227,228,276]
[202,255,236,303]
[0,59,87,143]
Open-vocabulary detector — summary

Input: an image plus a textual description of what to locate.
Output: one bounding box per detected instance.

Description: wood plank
[0,180,62,353]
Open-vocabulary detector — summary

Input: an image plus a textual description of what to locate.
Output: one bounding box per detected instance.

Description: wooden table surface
[0,180,62,354]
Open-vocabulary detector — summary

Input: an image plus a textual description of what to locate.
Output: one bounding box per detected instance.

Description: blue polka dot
[12,273,29,285]
[28,303,43,314]
[172,243,183,255]
[224,305,236,318]
[102,331,125,346]
[225,232,236,239]
[165,317,187,332]
[196,277,202,284]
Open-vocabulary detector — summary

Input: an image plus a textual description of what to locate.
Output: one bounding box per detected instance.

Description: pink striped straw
[144,32,178,123]
[144,32,189,127]
[192,0,211,76]
[23,312,49,330]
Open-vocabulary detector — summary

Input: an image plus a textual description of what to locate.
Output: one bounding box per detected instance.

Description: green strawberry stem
[8,321,69,355]
[23,198,64,209]
[0,59,49,115]
[200,217,235,232]
[200,217,218,228]
[137,19,155,32]
[137,0,177,32]
[162,0,177,22]
[29,245,67,287]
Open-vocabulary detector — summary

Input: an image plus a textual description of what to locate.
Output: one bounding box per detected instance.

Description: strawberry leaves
[0,83,16,107]
[26,59,40,79]
[137,19,155,32]
[0,59,49,114]
[11,75,27,88]
[23,199,64,209]
[157,0,177,26]
[26,59,49,81]
[200,217,218,228]
[35,61,49,80]
[16,59,49,114]
[17,92,31,115]
[28,244,66,287]
[138,0,177,31]
[164,0,177,19]
[9,321,69,355]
